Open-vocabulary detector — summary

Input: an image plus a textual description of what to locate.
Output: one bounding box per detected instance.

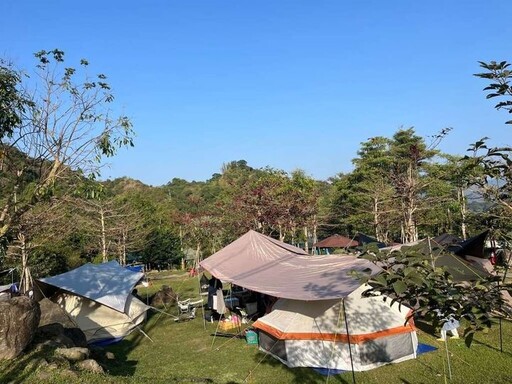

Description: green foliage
[0,61,32,139]
[474,61,512,124]
[360,244,506,346]
[27,247,68,278]
[141,228,184,269]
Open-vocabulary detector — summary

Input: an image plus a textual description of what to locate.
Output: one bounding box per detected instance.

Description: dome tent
[36,260,149,344]
[253,284,417,372]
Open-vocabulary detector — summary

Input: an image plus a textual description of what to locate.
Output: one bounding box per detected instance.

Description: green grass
[2,271,512,383]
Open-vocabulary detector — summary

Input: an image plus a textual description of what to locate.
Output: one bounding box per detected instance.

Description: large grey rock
[37,299,87,347]
[38,298,75,328]
[0,296,41,359]
[150,285,176,307]
[76,358,104,374]
[54,346,90,362]
[35,323,87,348]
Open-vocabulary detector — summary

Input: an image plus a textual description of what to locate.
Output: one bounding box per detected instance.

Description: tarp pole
[342,298,356,384]
[196,258,206,330]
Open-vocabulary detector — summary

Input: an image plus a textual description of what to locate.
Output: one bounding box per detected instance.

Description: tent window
[259,331,288,363]
[359,333,414,365]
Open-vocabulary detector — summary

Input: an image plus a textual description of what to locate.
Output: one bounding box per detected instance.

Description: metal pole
[444,338,452,380]
[342,299,356,384]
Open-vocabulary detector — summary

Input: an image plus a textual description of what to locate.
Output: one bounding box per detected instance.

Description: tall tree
[0,49,134,289]
[389,128,438,243]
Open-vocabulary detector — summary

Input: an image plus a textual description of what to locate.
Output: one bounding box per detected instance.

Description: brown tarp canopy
[313,234,358,248]
[200,230,381,301]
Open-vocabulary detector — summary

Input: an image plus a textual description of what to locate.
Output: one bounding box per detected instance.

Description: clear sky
[2,1,511,186]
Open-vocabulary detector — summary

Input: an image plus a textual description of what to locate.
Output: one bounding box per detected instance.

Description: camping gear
[36,261,149,344]
[219,319,238,332]
[253,284,418,372]
[245,330,258,345]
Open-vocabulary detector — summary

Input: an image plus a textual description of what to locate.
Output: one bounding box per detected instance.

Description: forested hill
[0,129,505,282]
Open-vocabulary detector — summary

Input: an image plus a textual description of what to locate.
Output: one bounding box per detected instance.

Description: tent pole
[196,258,206,330]
[342,298,356,384]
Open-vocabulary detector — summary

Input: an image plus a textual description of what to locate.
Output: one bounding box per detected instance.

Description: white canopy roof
[38,261,143,313]
[200,230,381,301]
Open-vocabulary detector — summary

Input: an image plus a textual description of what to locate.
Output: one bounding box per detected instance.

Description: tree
[347,136,396,242]
[0,49,134,289]
[360,244,506,347]
[474,61,512,124]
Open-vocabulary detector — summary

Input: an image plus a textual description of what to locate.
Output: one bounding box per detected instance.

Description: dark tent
[357,233,387,248]
[452,231,489,258]
[381,238,491,282]
[433,233,462,247]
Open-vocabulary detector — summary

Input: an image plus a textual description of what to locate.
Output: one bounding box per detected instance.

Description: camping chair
[175,297,205,321]
[178,299,192,315]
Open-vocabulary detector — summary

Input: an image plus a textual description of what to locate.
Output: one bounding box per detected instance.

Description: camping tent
[253,284,417,372]
[36,261,149,344]
[201,230,418,371]
[313,234,359,249]
[380,235,492,282]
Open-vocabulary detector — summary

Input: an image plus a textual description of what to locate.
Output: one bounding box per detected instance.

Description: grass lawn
[2,270,512,383]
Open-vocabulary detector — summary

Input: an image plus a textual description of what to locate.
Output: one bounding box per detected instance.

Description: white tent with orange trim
[253,284,418,372]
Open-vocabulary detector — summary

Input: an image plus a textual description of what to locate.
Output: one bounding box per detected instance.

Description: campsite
[3,2,512,383]
[1,269,512,384]
[1,231,512,383]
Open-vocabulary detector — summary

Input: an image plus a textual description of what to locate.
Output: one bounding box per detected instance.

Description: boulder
[38,298,75,328]
[37,299,87,347]
[76,358,104,374]
[0,296,41,359]
[54,347,90,362]
[150,285,176,307]
[35,323,87,348]
[34,323,75,348]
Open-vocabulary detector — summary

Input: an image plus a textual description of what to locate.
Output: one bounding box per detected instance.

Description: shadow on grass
[101,309,165,377]
[252,350,351,384]
[0,347,48,384]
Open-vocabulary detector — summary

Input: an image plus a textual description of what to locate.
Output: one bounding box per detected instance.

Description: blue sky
[2,1,511,186]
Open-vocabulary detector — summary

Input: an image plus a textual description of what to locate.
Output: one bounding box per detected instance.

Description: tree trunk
[100,206,107,263]
[19,233,32,294]
[303,226,309,253]
[459,187,467,240]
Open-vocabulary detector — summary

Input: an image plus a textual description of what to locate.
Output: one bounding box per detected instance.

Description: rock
[37,298,87,347]
[105,351,115,360]
[38,298,75,328]
[54,347,90,362]
[76,358,104,374]
[34,323,75,348]
[34,323,87,348]
[36,370,52,381]
[0,296,41,359]
[150,285,176,307]
[60,368,79,379]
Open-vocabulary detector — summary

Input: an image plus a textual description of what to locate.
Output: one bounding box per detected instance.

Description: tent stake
[342,299,356,384]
